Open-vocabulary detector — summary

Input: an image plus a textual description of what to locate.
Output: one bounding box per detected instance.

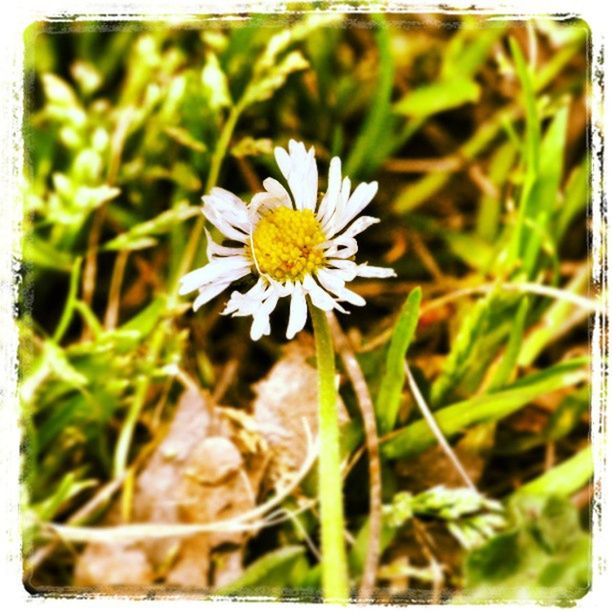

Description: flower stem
[309,302,350,603]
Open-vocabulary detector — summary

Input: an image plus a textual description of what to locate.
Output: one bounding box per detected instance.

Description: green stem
[309,303,349,603]
[53,255,83,343]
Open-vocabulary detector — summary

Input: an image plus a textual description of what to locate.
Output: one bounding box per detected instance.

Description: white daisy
[179,139,396,341]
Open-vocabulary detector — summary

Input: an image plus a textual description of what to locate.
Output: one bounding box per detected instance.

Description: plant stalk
[309,302,349,603]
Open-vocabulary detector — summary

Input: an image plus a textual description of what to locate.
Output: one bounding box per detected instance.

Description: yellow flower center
[250,207,327,282]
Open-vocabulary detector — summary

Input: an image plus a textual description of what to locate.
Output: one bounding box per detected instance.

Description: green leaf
[32,470,97,521]
[487,295,530,391]
[120,295,167,337]
[394,78,481,118]
[381,358,587,460]
[22,233,73,272]
[253,14,342,76]
[518,264,590,367]
[345,14,394,178]
[459,496,591,604]
[442,230,495,271]
[555,157,589,242]
[45,342,88,387]
[231,136,273,158]
[430,289,500,407]
[521,103,569,277]
[511,446,592,501]
[41,73,79,107]
[476,141,517,242]
[375,287,422,434]
[215,546,306,596]
[163,126,207,152]
[506,37,541,272]
[441,22,507,80]
[103,202,200,251]
[244,50,309,105]
[201,51,232,111]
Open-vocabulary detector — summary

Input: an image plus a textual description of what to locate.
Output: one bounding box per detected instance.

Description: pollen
[250,207,327,282]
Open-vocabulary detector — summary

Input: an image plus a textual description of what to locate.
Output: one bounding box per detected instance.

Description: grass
[20,12,593,603]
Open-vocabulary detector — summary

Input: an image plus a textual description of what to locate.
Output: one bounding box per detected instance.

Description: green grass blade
[510,445,592,500]
[487,295,530,391]
[345,14,394,178]
[382,358,587,460]
[394,78,480,118]
[507,37,540,269]
[215,545,306,595]
[555,157,589,242]
[476,141,517,242]
[375,287,422,434]
[518,265,590,367]
[521,103,569,277]
[430,290,499,407]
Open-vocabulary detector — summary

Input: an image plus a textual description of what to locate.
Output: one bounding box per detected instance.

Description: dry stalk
[327,313,382,602]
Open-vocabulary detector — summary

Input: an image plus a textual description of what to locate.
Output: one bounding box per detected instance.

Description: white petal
[327,215,380,241]
[274,146,292,178]
[303,147,318,211]
[355,264,397,278]
[274,140,318,211]
[250,192,278,216]
[286,283,307,339]
[223,278,267,316]
[205,229,245,259]
[303,274,336,311]
[323,175,352,236]
[324,238,358,259]
[263,177,293,207]
[325,259,359,281]
[192,280,233,311]
[203,204,249,243]
[250,289,281,340]
[318,156,341,226]
[250,312,270,341]
[316,269,366,307]
[206,188,250,231]
[337,181,378,231]
[179,256,251,295]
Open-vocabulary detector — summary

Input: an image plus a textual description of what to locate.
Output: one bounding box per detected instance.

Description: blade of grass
[486,295,530,391]
[476,141,517,242]
[555,157,589,242]
[345,13,394,178]
[393,39,581,214]
[52,255,82,343]
[375,287,422,434]
[382,358,588,460]
[507,36,540,270]
[394,78,480,118]
[518,265,591,367]
[510,445,592,500]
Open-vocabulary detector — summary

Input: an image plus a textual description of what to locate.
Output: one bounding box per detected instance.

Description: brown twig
[104,249,129,330]
[408,230,444,281]
[327,313,382,602]
[81,108,133,315]
[383,156,462,173]
[81,211,106,311]
[412,517,445,605]
[235,156,262,194]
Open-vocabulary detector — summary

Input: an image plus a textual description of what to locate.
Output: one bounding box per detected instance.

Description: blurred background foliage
[21,11,592,603]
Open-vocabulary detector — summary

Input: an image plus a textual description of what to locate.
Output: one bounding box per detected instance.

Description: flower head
[179,139,396,340]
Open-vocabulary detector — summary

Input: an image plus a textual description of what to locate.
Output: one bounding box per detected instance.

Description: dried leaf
[252,336,347,474]
[74,387,267,589]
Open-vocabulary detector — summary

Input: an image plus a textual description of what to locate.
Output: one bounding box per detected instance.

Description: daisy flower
[179,139,396,340]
